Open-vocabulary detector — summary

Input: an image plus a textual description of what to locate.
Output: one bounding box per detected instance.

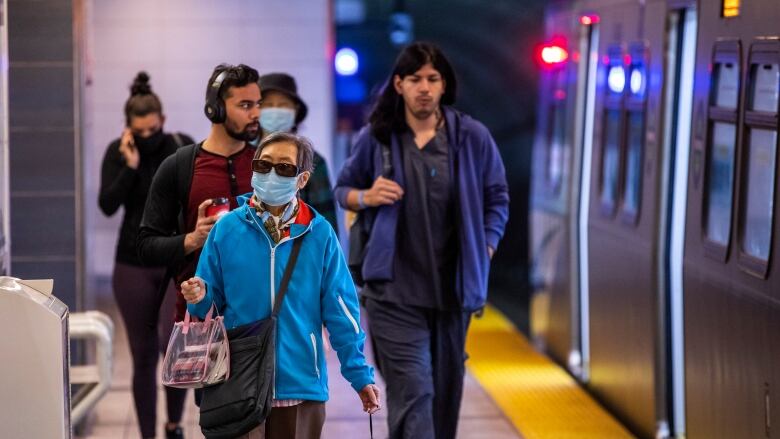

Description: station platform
[76,286,633,439]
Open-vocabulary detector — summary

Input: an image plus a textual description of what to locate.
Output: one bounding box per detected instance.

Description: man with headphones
[138,63,262,324]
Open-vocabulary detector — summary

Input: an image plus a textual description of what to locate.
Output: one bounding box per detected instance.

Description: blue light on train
[630,68,645,95]
[335,75,367,103]
[389,12,414,46]
[608,65,626,94]
[335,48,359,76]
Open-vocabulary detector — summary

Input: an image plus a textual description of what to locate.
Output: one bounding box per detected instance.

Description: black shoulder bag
[347,142,392,286]
[198,236,305,439]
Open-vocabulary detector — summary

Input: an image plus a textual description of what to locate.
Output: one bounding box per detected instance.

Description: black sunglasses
[252,159,299,178]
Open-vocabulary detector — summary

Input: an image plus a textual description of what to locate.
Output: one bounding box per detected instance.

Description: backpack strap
[380,142,392,178]
[172,132,185,148]
[174,143,200,230]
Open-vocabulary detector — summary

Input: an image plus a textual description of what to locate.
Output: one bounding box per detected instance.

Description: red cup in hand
[206,197,229,218]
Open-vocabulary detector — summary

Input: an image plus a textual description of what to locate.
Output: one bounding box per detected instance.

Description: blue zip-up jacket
[188,195,374,401]
[334,107,510,311]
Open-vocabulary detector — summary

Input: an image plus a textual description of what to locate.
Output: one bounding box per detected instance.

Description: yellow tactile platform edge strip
[465,305,636,439]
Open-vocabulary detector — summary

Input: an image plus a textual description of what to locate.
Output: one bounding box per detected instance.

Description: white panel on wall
[83,0,334,279]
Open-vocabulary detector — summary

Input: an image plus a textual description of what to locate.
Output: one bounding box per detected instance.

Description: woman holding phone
[98,72,194,439]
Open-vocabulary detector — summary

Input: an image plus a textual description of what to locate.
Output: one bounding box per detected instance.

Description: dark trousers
[363,297,470,439]
[238,401,326,439]
[113,262,188,438]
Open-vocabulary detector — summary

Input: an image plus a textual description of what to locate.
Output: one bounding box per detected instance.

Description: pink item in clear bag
[162,304,230,389]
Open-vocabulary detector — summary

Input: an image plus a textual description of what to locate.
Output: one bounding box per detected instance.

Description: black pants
[363,297,470,439]
[113,262,187,438]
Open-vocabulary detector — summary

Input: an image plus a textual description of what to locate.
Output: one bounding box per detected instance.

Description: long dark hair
[124,72,162,126]
[369,42,457,145]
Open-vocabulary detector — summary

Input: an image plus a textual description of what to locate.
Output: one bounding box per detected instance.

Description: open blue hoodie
[334,107,510,311]
[188,195,374,401]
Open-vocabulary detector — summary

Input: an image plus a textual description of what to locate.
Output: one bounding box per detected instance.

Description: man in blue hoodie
[182,132,380,438]
[335,42,509,438]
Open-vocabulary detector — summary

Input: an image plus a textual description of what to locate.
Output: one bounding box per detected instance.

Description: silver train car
[529,0,780,437]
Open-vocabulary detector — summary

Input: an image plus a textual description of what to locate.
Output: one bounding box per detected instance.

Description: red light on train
[539,44,569,66]
[580,14,600,25]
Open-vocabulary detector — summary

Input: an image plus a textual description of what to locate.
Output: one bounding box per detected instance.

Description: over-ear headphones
[204,70,229,123]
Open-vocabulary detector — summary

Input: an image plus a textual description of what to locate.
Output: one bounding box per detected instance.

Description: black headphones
[204,70,229,123]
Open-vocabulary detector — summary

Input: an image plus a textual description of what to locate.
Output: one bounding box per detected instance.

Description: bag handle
[182,302,217,334]
[272,235,305,317]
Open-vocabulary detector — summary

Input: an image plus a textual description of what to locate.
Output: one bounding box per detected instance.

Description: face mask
[251,169,299,206]
[133,130,164,154]
[260,108,296,133]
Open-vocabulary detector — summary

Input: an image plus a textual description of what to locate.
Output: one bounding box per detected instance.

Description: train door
[657,5,697,437]
[583,2,662,436]
[0,0,8,276]
[568,11,599,379]
[529,5,579,367]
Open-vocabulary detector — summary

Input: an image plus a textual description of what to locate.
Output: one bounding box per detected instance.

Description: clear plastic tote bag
[162,304,229,388]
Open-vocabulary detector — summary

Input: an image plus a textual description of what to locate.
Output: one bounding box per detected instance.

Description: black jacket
[136,142,201,268]
[299,151,339,236]
[99,132,193,266]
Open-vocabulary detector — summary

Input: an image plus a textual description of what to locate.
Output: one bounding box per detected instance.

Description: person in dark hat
[258,72,340,235]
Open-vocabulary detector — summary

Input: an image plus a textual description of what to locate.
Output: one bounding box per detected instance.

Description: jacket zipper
[310,333,320,379]
[338,296,360,334]
[248,209,314,398]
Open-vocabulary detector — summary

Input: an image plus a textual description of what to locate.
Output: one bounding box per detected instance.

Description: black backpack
[347,142,392,286]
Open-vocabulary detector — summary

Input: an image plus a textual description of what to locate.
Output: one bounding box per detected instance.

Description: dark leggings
[113,262,187,438]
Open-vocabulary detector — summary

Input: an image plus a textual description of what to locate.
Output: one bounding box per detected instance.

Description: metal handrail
[69,311,114,425]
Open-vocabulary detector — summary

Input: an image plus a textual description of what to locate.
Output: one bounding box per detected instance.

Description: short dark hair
[124,71,162,126]
[253,131,314,173]
[205,63,260,102]
[369,42,457,145]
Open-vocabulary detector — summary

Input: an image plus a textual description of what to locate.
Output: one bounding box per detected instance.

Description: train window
[705,122,737,245]
[703,42,741,259]
[620,45,649,223]
[713,62,739,109]
[737,43,780,276]
[749,63,779,112]
[600,46,626,217]
[547,100,566,192]
[622,111,644,217]
[600,109,622,213]
[546,68,568,193]
[740,128,777,260]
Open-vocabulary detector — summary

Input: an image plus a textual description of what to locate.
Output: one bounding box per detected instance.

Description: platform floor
[76,285,522,439]
[465,306,635,439]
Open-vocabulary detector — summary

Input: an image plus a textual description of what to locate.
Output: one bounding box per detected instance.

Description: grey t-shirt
[363,127,458,310]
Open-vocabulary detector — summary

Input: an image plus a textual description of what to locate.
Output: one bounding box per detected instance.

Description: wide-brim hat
[258,72,308,125]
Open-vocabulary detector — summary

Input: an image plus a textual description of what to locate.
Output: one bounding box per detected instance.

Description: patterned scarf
[250,195,300,243]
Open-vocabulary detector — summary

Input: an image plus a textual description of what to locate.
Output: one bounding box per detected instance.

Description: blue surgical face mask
[251,169,299,206]
[259,107,296,133]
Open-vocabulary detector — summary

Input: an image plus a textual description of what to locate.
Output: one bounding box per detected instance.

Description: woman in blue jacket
[181,132,380,438]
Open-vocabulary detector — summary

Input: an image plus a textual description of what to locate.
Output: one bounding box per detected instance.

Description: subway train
[529,0,779,437]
